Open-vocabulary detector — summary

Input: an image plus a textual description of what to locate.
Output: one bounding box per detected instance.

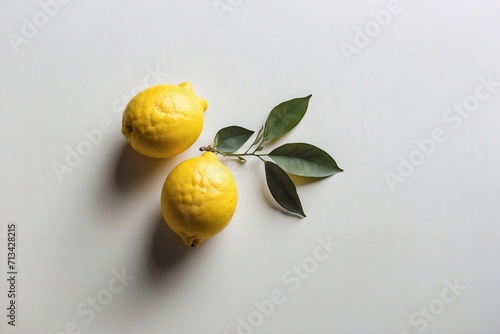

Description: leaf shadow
[289,174,326,187]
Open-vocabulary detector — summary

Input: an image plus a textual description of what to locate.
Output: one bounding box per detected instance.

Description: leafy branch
[200,95,343,217]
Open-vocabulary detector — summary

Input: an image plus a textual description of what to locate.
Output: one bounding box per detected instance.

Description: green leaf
[264,161,306,217]
[269,143,343,178]
[214,126,254,153]
[263,95,312,143]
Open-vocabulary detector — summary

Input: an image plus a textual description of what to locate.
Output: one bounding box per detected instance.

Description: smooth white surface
[1,1,500,333]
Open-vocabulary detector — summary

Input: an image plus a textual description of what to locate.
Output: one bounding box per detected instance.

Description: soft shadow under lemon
[113,142,171,194]
[144,214,194,281]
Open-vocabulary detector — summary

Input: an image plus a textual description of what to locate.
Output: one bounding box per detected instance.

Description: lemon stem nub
[199,145,222,155]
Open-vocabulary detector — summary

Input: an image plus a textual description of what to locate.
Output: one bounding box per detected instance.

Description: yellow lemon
[161,152,238,247]
[122,82,207,158]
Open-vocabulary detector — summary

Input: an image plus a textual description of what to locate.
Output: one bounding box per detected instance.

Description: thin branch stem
[200,145,269,161]
[243,143,253,155]
[224,152,269,158]
[250,136,266,155]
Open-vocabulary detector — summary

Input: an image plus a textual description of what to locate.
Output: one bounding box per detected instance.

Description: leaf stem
[244,134,264,154]
[250,137,265,154]
[243,144,253,155]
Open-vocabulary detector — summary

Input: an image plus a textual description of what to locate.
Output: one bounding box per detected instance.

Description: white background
[1,1,500,333]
